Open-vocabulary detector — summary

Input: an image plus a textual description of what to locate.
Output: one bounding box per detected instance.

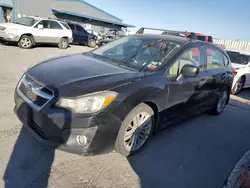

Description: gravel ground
[0,44,250,188]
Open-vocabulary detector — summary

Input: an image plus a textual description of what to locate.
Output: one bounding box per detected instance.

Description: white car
[0,16,73,49]
[86,29,103,42]
[226,50,250,94]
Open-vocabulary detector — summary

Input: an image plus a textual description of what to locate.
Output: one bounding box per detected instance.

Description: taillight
[232,67,237,77]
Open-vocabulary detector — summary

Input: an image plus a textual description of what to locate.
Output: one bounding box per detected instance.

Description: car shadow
[127,104,250,188]
[238,88,250,101]
[3,101,71,188]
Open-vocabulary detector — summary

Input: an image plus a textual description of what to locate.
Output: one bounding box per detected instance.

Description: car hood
[27,53,144,97]
[231,63,247,69]
[0,23,30,30]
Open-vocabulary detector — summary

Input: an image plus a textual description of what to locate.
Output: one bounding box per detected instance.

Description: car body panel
[14,35,233,155]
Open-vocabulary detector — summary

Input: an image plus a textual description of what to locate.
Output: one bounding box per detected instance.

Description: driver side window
[168,47,203,76]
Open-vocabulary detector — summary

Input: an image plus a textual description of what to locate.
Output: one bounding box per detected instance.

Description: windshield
[227,51,250,65]
[13,17,39,27]
[91,36,181,71]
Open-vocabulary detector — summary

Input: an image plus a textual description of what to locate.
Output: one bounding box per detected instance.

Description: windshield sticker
[148,64,157,70]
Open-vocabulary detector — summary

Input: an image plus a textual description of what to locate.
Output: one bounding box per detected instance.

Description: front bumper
[14,90,122,156]
[0,31,19,42]
[69,37,73,44]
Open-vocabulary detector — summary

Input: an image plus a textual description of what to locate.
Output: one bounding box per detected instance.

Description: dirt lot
[1,44,250,188]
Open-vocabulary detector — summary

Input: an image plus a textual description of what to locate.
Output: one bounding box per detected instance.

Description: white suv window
[35,20,62,30]
[50,21,63,30]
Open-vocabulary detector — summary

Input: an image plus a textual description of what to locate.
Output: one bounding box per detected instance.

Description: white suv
[226,50,250,94]
[0,16,73,49]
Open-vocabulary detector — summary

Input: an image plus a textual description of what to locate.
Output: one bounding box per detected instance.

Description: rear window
[60,22,71,30]
[226,51,250,65]
[67,23,75,30]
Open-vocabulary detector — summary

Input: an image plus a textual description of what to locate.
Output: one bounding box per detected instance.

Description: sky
[85,0,249,41]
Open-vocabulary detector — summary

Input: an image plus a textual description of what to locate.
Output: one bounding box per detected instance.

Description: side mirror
[38,24,43,29]
[180,64,199,77]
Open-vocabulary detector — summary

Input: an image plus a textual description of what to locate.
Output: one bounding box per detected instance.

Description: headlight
[56,91,117,114]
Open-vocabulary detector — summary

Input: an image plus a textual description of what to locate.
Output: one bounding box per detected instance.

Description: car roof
[130,34,190,44]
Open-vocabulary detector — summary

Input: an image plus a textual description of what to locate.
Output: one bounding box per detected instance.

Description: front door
[162,45,212,124]
[75,24,88,44]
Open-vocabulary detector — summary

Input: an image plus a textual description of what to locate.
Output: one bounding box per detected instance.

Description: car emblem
[25,81,42,92]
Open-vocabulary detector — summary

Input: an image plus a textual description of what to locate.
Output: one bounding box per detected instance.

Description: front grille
[18,75,54,110]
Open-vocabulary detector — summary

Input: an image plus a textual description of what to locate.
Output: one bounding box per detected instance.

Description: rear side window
[206,47,225,69]
[76,24,86,32]
[60,22,71,30]
[50,21,63,30]
[68,23,75,31]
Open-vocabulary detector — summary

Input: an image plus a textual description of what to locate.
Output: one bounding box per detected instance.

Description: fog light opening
[76,135,88,146]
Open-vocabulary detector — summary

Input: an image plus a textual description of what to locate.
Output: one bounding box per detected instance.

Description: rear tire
[115,103,155,157]
[209,89,229,115]
[88,39,96,48]
[18,35,34,49]
[231,77,244,95]
[58,38,69,49]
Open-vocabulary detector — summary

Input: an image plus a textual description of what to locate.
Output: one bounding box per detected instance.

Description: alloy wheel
[217,90,228,113]
[124,112,152,152]
[20,38,31,48]
[235,79,243,94]
[61,40,68,48]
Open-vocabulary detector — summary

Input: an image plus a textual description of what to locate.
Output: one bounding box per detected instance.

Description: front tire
[210,89,229,115]
[18,35,34,49]
[115,103,155,157]
[88,39,96,48]
[231,77,244,95]
[58,38,69,49]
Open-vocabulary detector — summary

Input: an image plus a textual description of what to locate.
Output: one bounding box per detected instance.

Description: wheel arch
[18,33,34,41]
[144,101,160,132]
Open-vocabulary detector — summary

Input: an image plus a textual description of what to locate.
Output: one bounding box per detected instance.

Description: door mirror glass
[180,64,199,77]
[38,24,43,29]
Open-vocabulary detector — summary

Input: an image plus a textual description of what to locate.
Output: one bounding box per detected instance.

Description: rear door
[204,45,231,99]
[35,20,64,43]
[162,44,213,124]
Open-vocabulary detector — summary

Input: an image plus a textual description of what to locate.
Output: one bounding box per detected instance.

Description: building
[0,0,135,34]
[0,0,13,23]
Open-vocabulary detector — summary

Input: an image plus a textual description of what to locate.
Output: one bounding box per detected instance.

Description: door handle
[199,78,207,86]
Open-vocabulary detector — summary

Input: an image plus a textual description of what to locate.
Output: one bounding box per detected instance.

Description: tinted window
[60,22,71,30]
[76,25,86,32]
[50,21,62,29]
[68,23,75,30]
[206,47,224,69]
[226,51,250,65]
[168,47,204,76]
[187,34,206,41]
[40,20,50,29]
